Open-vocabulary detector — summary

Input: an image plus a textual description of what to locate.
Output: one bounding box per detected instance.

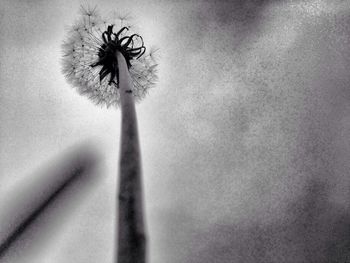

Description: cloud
[147,2,350,262]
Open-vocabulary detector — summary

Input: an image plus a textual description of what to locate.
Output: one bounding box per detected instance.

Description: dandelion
[61,5,159,263]
[61,5,158,108]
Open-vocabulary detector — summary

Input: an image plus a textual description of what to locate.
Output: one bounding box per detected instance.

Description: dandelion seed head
[62,6,158,108]
[80,4,99,18]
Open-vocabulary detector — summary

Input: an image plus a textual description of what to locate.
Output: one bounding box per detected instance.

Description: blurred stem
[115,51,146,263]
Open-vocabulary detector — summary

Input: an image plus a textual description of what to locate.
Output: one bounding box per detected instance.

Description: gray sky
[1,0,350,262]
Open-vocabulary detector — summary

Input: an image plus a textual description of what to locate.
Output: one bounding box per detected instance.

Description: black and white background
[1,0,350,262]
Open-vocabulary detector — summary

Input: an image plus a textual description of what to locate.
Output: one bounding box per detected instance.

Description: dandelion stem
[116,51,147,263]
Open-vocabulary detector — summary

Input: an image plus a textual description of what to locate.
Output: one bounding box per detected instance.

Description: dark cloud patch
[205,0,270,25]
[168,0,274,54]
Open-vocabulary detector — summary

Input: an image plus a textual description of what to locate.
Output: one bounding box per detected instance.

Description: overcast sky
[1,0,350,262]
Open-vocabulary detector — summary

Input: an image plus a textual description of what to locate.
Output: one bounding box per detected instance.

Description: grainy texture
[1,1,350,263]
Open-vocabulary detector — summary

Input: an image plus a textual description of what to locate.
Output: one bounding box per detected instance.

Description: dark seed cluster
[91,25,146,86]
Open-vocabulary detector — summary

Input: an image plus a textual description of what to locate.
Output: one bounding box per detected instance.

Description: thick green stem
[116,51,146,263]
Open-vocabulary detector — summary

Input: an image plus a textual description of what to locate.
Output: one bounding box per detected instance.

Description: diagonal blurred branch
[0,142,103,259]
